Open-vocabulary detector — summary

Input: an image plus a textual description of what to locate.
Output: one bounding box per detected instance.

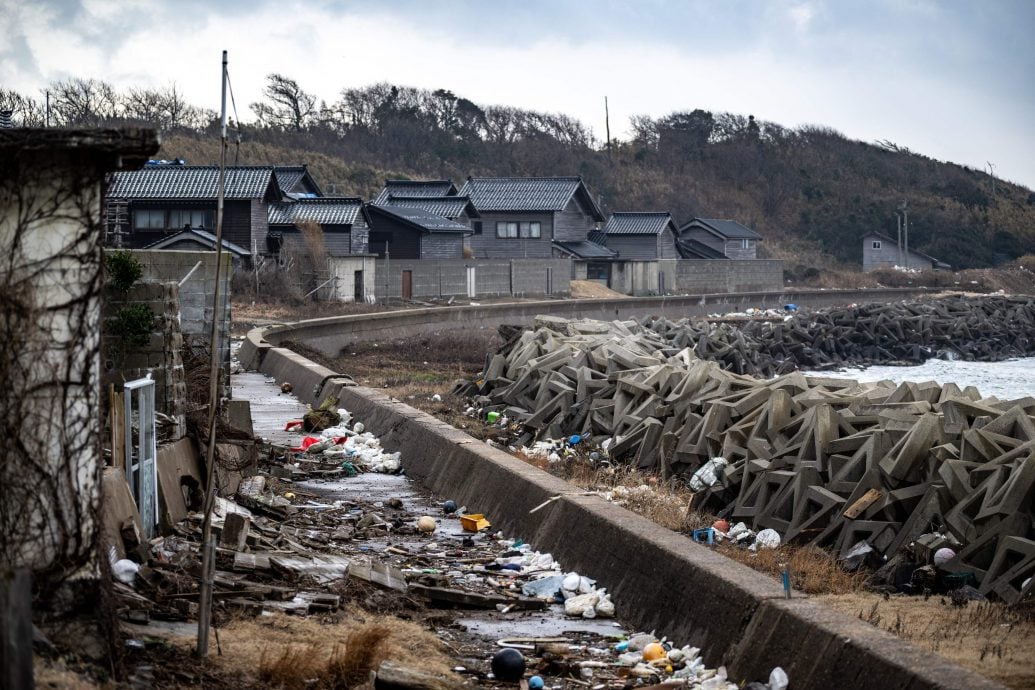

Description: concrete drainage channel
[238,292,1003,690]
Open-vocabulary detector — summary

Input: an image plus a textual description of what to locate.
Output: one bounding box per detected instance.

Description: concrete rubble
[457,300,1035,603]
[108,369,789,688]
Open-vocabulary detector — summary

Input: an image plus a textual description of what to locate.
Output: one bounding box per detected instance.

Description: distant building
[107,163,324,258]
[596,212,680,260]
[267,197,369,256]
[862,232,950,272]
[677,218,761,259]
[460,176,605,259]
[364,203,471,259]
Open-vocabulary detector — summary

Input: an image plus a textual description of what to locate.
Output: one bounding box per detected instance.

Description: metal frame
[123,377,158,539]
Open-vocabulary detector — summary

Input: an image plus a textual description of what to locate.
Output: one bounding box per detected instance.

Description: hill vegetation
[4,76,1033,270]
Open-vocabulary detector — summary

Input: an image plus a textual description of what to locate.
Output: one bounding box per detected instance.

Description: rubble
[457,303,1035,602]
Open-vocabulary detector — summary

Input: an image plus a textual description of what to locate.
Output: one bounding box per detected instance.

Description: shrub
[105,250,143,293]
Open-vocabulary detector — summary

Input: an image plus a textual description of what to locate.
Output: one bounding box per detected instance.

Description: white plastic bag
[689,457,728,492]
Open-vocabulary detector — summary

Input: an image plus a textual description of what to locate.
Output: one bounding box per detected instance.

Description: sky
[2,0,1034,188]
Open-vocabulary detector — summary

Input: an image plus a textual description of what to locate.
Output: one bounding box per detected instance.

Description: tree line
[3,75,1032,269]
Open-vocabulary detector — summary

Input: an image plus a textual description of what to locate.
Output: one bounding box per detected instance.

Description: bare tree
[250,73,316,131]
[0,88,45,126]
[48,78,121,126]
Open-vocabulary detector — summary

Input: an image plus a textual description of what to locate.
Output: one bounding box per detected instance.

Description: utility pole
[899,200,909,269]
[987,162,997,206]
[896,212,903,267]
[604,96,612,161]
[197,49,229,660]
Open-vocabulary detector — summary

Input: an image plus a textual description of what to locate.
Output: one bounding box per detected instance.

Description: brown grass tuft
[258,644,323,689]
[325,623,392,687]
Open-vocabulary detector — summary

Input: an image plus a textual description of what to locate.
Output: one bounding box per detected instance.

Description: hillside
[8,78,1027,270]
[154,89,1034,271]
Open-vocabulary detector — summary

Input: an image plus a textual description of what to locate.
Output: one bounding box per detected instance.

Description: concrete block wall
[674,259,783,293]
[373,258,572,299]
[128,250,231,350]
[328,255,377,303]
[104,281,186,437]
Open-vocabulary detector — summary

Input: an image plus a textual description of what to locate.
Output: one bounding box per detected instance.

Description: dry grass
[819,594,1035,689]
[205,611,460,689]
[34,657,108,690]
[716,543,868,595]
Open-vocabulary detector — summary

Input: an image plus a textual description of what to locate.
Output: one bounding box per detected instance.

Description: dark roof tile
[458,176,604,220]
[603,212,675,235]
[373,179,457,204]
[108,165,276,199]
[268,197,364,226]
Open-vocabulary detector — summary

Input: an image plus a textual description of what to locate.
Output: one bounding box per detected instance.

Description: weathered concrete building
[0,129,158,602]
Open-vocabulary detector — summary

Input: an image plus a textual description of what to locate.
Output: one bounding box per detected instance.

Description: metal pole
[903,205,909,269]
[197,48,229,660]
[896,213,903,268]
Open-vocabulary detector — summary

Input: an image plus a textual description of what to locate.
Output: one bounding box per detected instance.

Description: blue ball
[491,647,525,682]
[528,675,545,689]
[443,500,458,514]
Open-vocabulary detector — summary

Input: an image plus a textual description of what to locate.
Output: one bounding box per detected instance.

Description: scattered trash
[933,547,956,567]
[416,516,437,533]
[753,529,782,550]
[689,456,728,492]
[460,514,491,532]
[442,499,458,514]
[490,647,525,681]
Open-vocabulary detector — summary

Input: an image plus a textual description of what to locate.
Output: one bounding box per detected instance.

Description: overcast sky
[3,0,1033,187]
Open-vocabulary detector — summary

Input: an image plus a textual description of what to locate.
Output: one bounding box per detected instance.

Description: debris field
[456,299,1035,603]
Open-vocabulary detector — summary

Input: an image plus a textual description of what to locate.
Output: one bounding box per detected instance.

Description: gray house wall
[249,198,269,256]
[467,211,555,259]
[420,233,465,259]
[605,229,680,261]
[724,239,757,260]
[351,224,369,254]
[680,228,757,259]
[554,197,597,242]
[862,235,935,272]
[373,258,572,299]
[659,228,679,259]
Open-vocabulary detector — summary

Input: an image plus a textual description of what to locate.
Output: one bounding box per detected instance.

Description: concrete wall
[673,259,783,293]
[103,281,187,438]
[372,258,572,299]
[240,337,1002,690]
[128,250,232,349]
[243,287,933,362]
[328,255,377,303]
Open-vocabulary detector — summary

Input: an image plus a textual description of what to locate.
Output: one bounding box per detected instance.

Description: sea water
[806,357,1035,400]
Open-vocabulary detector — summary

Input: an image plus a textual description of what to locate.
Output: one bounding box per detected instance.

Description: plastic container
[460,513,491,532]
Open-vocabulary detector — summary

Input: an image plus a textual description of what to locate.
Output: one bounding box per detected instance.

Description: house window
[472,221,483,235]
[133,209,166,230]
[872,240,882,250]
[496,221,541,239]
[521,221,541,238]
[496,221,518,238]
[168,209,214,229]
[740,239,752,250]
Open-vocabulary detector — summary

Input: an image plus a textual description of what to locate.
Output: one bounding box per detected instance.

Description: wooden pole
[197,49,230,659]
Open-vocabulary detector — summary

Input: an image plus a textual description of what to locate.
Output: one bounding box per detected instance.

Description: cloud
[2,0,1033,186]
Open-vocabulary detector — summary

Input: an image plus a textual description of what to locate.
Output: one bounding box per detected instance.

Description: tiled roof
[677,238,729,260]
[379,195,477,219]
[603,212,675,235]
[369,204,470,233]
[143,228,249,257]
[684,218,763,240]
[268,198,364,226]
[273,165,322,196]
[373,179,457,204]
[458,176,604,220]
[108,165,275,199]
[553,239,618,260]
